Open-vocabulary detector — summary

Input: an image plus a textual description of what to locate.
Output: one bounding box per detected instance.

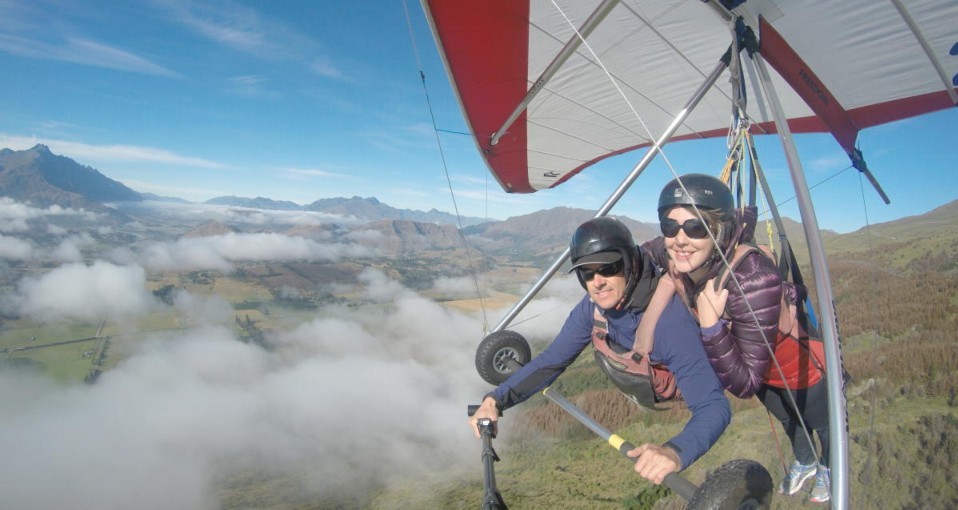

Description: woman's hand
[696,278,728,328]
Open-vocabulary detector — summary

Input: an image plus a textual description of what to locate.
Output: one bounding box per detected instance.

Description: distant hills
[2,144,957,268]
[207,195,487,226]
[0,145,484,227]
[0,144,141,214]
[205,196,303,211]
[464,206,660,258]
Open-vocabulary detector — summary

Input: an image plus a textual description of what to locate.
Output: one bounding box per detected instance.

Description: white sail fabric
[423,0,957,193]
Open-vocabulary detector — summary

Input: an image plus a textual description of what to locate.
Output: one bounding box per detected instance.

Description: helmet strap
[615,247,638,310]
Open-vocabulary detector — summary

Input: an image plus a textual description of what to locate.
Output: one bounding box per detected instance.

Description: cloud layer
[131,232,374,272]
[10,261,158,323]
[0,268,498,509]
[0,196,587,508]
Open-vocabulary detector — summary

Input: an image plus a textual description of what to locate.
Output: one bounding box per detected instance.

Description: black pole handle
[469,405,508,509]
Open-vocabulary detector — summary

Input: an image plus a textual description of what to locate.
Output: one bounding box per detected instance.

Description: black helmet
[569,217,638,293]
[570,217,633,267]
[657,173,734,221]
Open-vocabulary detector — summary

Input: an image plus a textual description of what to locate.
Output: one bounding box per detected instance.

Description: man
[469,217,730,484]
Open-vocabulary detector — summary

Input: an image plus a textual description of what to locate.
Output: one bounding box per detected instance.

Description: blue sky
[0,0,955,233]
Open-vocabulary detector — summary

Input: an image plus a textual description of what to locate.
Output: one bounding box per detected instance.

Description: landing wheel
[688,459,773,510]
[475,330,531,385]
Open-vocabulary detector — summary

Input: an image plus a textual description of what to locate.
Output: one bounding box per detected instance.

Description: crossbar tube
[492,56,729,332]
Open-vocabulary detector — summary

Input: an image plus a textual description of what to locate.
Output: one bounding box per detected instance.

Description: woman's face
[663,206,715,274]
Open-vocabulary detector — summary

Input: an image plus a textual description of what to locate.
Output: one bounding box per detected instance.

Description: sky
[0,0,956,234]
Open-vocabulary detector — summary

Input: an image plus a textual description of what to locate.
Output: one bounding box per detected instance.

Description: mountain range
[2,144,956,265]
[0,145,487,227]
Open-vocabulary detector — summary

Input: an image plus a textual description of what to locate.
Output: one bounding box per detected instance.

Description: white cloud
[345,228,383,242]
[135,232,375,272]
[0,134,225,169]
[431,275,480,298]
[0,234,33,260]
[0,34,178,77]
[165,0,344,80]
[308,55,342,79]
[49,232,95,262]
[489,273,585,343]
[280,166,347,179]
[227,74,278,98]
[112,201,354,227]
[171,290,235,327]
[10,261,158,322]
[0,271,488,509]
[46,223,67,235]
[0,196,97,232]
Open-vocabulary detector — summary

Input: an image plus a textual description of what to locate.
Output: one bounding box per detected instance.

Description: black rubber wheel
[687,459,773,510]
[475,330,531,385]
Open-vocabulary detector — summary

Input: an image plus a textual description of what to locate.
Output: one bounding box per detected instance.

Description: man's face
[580,259,627,310]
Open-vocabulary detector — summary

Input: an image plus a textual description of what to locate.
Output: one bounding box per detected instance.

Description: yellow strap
[720,128,746,185]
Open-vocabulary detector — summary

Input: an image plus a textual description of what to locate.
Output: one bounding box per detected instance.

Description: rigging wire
[553,4,828,465]
[401,0,489,333]
[553,2,824,429]
[720,132,823,473]
[549,0,683,179]
[856,164,882,487]
[771,165,855,209]
[436,128,474,137]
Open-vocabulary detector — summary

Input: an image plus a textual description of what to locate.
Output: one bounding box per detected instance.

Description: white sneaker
[779,460,817,496]
[809,466,830,503]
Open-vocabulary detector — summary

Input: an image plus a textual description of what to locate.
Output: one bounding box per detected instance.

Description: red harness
[591,306,680,404]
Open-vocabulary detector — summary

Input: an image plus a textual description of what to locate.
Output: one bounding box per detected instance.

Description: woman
[643,173,832,504]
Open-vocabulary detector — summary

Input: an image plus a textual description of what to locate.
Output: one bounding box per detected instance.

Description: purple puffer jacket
[644,207,781,398]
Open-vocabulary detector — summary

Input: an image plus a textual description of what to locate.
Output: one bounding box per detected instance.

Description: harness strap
[632,273,675,357]
[591,305,680,407]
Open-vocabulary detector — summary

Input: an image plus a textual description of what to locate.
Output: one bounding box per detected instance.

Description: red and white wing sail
[422,0,958,193]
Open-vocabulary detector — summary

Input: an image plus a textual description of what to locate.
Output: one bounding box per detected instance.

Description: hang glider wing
[422,0,958,194]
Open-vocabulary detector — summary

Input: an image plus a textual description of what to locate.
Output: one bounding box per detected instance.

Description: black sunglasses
[660,218,711,239]
[577,260,624,281]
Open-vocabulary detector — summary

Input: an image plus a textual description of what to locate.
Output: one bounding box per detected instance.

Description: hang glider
[423,0,957,195]
[422,1,957,509]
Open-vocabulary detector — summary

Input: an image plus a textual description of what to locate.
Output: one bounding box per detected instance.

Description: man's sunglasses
[660,218,711,239]
[577,260,624,281]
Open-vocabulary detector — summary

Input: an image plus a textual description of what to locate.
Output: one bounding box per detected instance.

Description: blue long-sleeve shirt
[489,293,730,470]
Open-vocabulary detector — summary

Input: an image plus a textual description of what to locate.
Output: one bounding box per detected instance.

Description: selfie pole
[541,387,698,501]
[468,406,508,510]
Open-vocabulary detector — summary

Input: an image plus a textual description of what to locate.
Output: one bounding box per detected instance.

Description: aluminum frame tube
[491,57,729,333]
[490,0,621,146]
[542,387,699,501]
[890,0,958,104]
[750,51,849,510]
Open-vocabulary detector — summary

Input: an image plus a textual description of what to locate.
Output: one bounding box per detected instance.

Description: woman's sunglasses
[577,260,624,281]
[660,218,711,239]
